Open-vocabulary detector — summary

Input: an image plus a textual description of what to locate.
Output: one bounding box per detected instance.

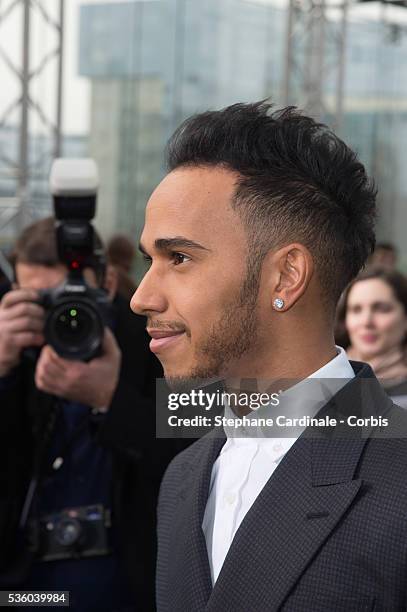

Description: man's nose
[130,271,167,316]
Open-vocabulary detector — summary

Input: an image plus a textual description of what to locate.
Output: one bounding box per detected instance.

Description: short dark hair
[11,217,60,269]
[107,233,135,273]
[11,216,106,284]
[375,242,397,253]
[335,267,407,348]
[166,101,377,307]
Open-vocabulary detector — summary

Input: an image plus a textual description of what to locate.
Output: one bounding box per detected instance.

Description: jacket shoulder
[362,402,407,494]
[161,435,211,489]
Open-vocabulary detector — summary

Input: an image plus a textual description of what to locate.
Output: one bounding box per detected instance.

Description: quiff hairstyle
[166,101,377,309]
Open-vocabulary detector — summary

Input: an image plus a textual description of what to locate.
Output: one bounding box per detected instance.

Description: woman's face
[345,278,407,359]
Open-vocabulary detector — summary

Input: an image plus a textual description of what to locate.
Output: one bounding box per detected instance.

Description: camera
[29,505,112,562]
[40,159,110,361]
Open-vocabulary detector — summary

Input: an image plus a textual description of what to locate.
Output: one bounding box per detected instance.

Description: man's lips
[147,329,185,353]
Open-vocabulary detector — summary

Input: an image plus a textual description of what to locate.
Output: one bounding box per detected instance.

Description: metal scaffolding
[283,0,407,130]
[283,0,349,129]
[0,0,64,245]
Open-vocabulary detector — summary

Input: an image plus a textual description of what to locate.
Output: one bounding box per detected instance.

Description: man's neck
[224,343,339,416]
[225,342,338,387]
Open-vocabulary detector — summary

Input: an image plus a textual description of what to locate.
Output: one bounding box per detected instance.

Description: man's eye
[143,255,152,265]
[171,252,190,266]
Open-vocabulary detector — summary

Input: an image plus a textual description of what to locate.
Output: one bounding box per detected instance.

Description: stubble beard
[165,263,261,392]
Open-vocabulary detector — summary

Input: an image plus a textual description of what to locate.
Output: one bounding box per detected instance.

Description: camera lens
[55,306,92,345]
[55,517,82,547]
[46,298,104,361]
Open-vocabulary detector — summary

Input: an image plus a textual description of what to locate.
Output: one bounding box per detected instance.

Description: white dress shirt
[202,346,355,584]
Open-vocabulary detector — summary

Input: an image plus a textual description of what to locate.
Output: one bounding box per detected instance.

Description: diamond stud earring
[273,297,285,310]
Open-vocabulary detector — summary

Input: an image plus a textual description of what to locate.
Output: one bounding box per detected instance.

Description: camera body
[41,159,109,361]
[39,280,109,362]
[29,505,112,562]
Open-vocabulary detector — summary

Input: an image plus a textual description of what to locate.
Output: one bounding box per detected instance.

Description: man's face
[15,263,98,290]
[371,248,396,271]
[131,166,262,386]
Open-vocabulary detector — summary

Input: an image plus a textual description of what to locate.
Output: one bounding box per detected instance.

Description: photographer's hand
[0,289,45,377]
[35,327,122,410]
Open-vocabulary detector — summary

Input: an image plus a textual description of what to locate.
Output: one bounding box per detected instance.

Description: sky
[0,0,406,136]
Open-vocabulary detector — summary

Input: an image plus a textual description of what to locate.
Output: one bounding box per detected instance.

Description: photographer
[0,213,179,609]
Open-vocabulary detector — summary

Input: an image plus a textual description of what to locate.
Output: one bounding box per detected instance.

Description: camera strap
[19,397,60,530]
[20,399,95,530]
[47,409,92,474]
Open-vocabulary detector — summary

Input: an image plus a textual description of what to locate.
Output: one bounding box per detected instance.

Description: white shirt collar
[223,345,355,440]
[309,345,355,380]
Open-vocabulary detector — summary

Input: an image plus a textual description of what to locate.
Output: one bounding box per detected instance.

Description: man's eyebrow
[139,237,211,255]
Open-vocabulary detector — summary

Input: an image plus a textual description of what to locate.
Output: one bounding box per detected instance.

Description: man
[0,217,181,611]
[107,233,138,302]
[131,102,407,611]
[368,241,398,271]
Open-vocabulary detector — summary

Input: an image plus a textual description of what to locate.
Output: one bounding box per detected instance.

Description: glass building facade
[2,0,406,272]
[78,0,287,257]
[78,0,407,273]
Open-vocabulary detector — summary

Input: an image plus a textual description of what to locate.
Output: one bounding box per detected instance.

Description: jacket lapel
[167,363,390,611]
[206,437,364,611]
[166,430,226,612]
[205,363,388,611]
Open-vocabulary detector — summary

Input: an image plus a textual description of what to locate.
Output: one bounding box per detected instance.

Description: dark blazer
[157,362,407,611]
[0,294,186,608]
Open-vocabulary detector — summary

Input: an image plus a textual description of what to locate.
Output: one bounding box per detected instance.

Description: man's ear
[104,264,118,300]
[268,243,314,311]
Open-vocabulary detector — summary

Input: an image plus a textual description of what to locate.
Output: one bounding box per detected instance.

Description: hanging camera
[39,159,110,361]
